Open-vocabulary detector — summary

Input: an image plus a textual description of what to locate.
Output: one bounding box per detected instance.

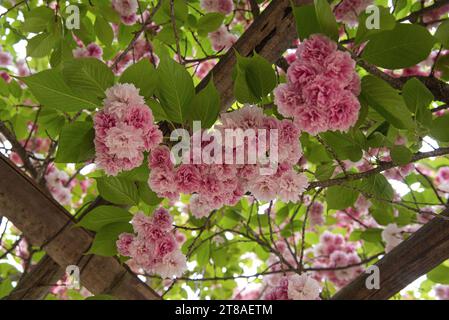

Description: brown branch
[248,0,260,17]
[308,147,449,190]
[111,0,162,70]
[0,121,37,177]
[398,0,449,22]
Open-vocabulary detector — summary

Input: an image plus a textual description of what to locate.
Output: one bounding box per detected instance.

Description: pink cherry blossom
[201,0,234,15]
[208,25,238,51]
[116,233,135,256]
[296,34,337,65]
[0,50,13,66]
[151,207,173,231]
[104,124,145,160]
[104,83,146,118]
[287,273,321,300]
[278,170,309,203]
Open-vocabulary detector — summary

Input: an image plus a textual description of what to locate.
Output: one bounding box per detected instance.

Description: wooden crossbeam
[0,154,160,300]
[332,208,449,299]
[5,254,65,300]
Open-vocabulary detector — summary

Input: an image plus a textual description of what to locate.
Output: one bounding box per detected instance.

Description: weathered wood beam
[332,207,449,300]
[197,0,303,111]
[5,254,64,300]
[4,197,112,300]
[0,154,160,300]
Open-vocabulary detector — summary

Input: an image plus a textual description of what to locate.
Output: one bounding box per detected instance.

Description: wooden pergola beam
[5,255,65,300]
[0,154,160,300]
[332,208,449,300]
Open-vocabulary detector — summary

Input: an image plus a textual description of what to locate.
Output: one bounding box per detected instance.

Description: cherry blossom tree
[0,0,449,301]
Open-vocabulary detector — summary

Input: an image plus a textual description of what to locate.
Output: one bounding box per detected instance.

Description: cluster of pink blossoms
[45,164,74,206]
[264,273,321,300]
[422,2,449,24]
[333,0,373,26]
[148,105,308,218]
[116,208,187,278]
[112,0,139,25]
[200,0,234,15]
[381,223,403,253]
[0,46,13,67]
[435,166,449,193]
[208,25,238,51]
[94,83,163,176]
[309,201,325,226]
[435,285,449,300]
[274,34,361,135]
[73,43,103,60]
[311,231,363,288]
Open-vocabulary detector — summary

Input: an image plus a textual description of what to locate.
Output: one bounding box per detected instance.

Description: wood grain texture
[0,154,160,300]
[5,255,64,300]
[332,208,449,300]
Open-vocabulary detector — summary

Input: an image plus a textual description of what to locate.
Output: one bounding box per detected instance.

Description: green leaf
[361,75,414,129]
[156,57,195,124]
[218,209,243,229]
[50,37,75,68]
[154,0,188,24]
[360,228,383,243]
[188,78,220,128]
[73,16,96,45]
[9,80,22,98]
[315,163,336,180]
[196,241,210,266]
[371,205,395,225]
[155,26,179,45]
[0,278,13,299]
[96,176,139,206]
[362,23,436,69]
[402,77,433,127]
[118,164,150,182]
[62,58,114,105]
[119,59,157,98]
[321,131,363,162]
[359,174,393,201]
[390,145,413,165]
[55,122,95,163]
[234,52,276,103]
[78,205,132,231]
[22,7,54,33]
[138,181,163,206]
[95,17,114,46]
[435,20,449,49]
[27,32,57,58]
[314,0,338,40]
[37,108,65,137]
[19,69,99,111]
[147,98,169,122]
[427,263,449,284]
[355,7,396,45]
[430,113,449,142]
[197,13,225,34]
[0,78,9,97]
[87,222,133,256]
[326,181,360,210]
[292,4,321,41]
